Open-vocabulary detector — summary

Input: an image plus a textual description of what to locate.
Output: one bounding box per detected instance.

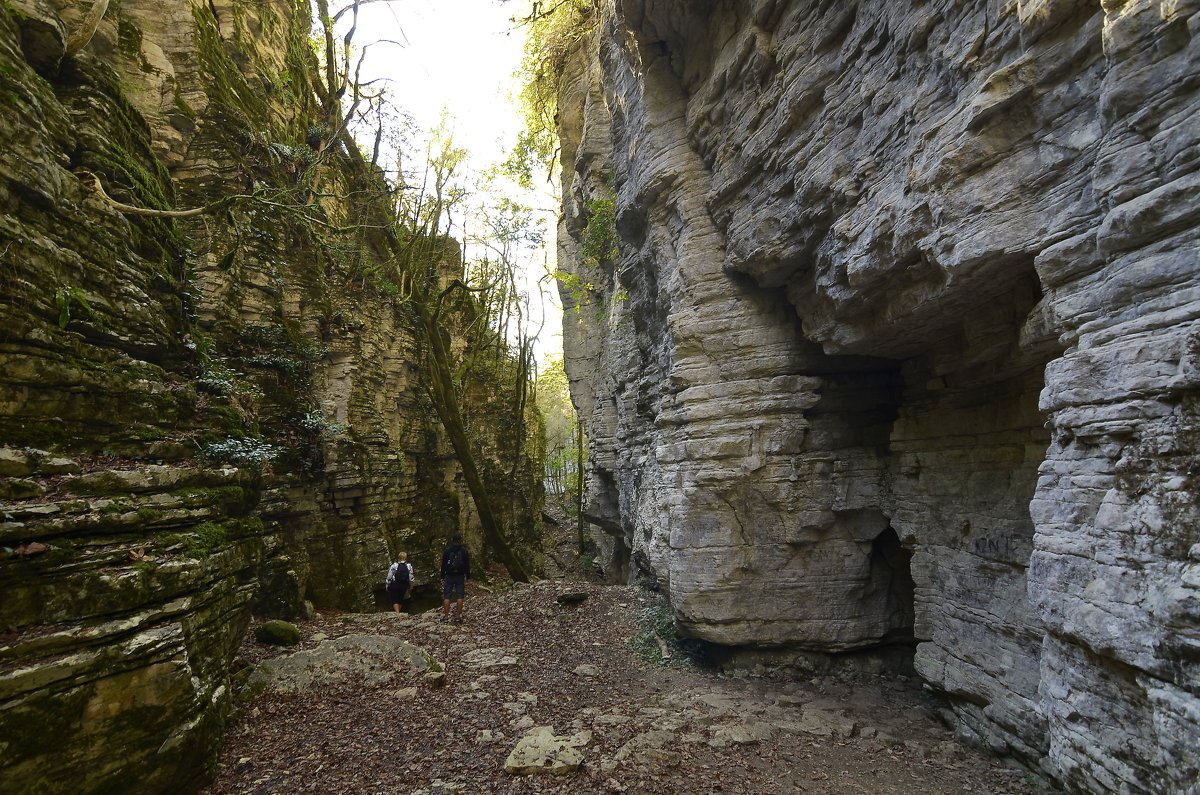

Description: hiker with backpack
[440,532,470,623]
[386,552,411,613]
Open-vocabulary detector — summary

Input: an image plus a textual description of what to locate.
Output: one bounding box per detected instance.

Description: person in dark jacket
[440,532,470,623]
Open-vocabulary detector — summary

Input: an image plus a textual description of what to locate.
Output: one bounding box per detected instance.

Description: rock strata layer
[556,1,1200,791]
[0,1,541,792]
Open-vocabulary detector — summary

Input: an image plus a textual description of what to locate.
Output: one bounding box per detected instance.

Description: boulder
[504,726,590,776]
[243,634,436,697]
[254,620,301,646]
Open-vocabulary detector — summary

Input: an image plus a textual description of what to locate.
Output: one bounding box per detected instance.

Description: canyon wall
[557,0,1199,791]
[0,2,541,792]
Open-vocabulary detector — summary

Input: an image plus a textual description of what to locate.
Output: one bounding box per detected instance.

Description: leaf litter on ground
[204,576,1038,795]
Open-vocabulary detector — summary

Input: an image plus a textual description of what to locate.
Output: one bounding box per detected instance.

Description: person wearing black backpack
[440,532,471,624]
[385,552,411,613]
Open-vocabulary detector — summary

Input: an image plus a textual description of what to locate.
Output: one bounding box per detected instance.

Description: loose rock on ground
[205,581,1038,794]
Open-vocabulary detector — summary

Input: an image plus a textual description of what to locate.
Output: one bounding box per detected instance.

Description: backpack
[445,545,466,575]
[387,562,409,588]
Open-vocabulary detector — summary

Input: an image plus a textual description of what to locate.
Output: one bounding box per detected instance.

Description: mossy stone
[254,620,300,646]
[0,478,46,499]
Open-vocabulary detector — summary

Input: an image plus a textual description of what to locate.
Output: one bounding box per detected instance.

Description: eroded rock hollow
[556,1,1199,791]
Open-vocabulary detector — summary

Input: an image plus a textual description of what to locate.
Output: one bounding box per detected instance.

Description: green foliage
[171,79,196,120]
[500,129,551,190]
[629,599,677,665]
[197,363,238,396]
[241,353,308,378]
[298,408,346,437]
[482,196,546,251]
[201,438,279,466]
[53,286,93,328]
[580,195,618,264]
[175,486,248,510]
[629,597,701,668]
[163,518,260,560]
[116,18,144,59]
[136,506,163,522]
[69,60,187,262]
[248,129,319,171]
[402,114,470,240]
[190,4,273,130]
[513,0,600,182]
[554,269,597,321]
[536,355,583,497]
[555,192,620,318]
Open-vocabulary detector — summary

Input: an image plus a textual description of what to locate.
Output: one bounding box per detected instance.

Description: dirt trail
[205,579,1038,795]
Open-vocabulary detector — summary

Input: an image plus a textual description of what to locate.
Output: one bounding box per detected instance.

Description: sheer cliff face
[558,0,1199,790]
[1,1,540,791]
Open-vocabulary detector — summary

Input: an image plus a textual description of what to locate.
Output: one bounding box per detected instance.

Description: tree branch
[77,170,236,218]
[77,170,363,233]
[331,0,398,23]
[66,0,111,56]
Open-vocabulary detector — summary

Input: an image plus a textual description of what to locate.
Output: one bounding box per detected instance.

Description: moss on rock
[254,619,300,646]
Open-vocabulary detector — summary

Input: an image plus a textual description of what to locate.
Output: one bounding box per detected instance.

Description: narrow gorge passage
[2,0,1197,792]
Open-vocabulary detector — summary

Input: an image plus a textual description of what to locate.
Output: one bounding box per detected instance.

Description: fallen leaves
[204,579,1035,795]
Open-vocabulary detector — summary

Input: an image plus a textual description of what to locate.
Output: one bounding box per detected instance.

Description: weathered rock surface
[557,1,1200,792]
[462,647,521,669]
[503,725,589,776]
[0,1,541,792]
[253,619,301,646]
[242,634,434,696]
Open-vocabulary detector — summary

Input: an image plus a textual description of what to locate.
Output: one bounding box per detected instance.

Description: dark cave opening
[869,525,916,645]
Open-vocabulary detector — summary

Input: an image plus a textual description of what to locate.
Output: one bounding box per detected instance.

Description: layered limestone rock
[1,1,541,792]
[558,0,1199,791]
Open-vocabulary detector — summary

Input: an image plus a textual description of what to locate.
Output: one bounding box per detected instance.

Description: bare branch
[77,170,361,233]
[77,170,235,218]
[331,0,398,23]
[315,0,339,112]
[339,0,359,100]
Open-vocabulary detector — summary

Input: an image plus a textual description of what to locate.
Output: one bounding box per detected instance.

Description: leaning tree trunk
[421,304,531,582]
[576,421,585,554]
[66,0,110,55]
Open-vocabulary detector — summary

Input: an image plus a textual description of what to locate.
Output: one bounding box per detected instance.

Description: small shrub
[298,408,346,437]
[197,366,237,396]
[580,195,618,264]
[202,437,278,465]
[630,598,692,667]
[54,285,94,328]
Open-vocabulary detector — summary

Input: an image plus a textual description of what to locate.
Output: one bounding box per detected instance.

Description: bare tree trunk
[66,0,110,56]
[576,421,585,554]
